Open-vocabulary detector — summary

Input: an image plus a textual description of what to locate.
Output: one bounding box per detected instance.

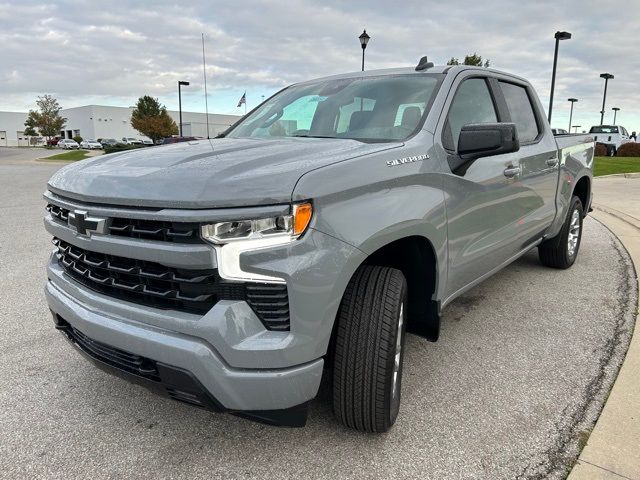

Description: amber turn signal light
[293,202,313,236]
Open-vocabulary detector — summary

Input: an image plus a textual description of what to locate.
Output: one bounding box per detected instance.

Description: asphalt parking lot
[0,148,636,479]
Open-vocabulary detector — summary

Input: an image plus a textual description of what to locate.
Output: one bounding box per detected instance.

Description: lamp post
[567,98,578,132]
[178,80,190,137]
[599,73,614,125]
[573,125,581,134]
[548,31,572,123]
[612,107,620,124]
[359,29,370,71]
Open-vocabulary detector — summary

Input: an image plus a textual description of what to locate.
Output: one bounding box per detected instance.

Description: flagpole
[201,33,210,139]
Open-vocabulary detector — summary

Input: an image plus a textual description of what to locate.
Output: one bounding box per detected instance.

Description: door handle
[503,166,521,178]
[546,158,559,167]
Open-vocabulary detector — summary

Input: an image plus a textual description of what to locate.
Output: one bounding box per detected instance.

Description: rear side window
[499,82,540,143]
[444,78,498,150]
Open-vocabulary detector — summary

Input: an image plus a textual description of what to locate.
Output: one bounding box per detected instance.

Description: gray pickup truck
[44,59,594,432]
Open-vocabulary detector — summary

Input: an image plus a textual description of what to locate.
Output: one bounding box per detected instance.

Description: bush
[595,143,607,156]
[617,142,640,157]
[73,135,83,144]
[103,143,146,154]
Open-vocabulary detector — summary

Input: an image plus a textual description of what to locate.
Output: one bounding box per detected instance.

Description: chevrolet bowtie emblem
[68,210,107,236]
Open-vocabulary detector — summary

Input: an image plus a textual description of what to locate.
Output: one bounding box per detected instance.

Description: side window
[499,82,540,143]
[444,78,497,151]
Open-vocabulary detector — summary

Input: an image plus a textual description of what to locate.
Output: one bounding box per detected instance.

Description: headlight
[201,202,313,244]
[200,202,313,284]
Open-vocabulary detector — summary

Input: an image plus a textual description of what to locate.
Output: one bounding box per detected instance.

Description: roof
[295,63,529,86]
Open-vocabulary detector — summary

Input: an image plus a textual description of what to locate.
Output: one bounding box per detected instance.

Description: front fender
[292,144,449,303]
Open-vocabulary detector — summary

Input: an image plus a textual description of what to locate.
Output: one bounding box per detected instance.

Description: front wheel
[332,265,408,433]
[538,195,584,269]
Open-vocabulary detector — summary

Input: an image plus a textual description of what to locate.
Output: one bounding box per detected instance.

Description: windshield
[226,74,442,142]
[589,126,619,134]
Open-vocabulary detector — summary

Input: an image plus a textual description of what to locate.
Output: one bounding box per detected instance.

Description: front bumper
[45,274,323,417]
[51,313,309,426]
[43,193,367,423]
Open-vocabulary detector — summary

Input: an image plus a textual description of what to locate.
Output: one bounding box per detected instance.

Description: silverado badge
[386,154,429,167]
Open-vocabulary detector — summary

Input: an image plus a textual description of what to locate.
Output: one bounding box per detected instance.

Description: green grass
[39,150,92,162]
[594,156,640,177]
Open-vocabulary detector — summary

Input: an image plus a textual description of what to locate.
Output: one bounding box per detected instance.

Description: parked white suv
[589,125,631,156]
[57,139,80,150]
[121,137,142,145]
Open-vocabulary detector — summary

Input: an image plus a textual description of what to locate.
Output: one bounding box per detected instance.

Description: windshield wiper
[291,134,339,139]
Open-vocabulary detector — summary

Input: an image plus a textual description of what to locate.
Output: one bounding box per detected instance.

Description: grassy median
[594,156,640,177]
[39,149,95,162]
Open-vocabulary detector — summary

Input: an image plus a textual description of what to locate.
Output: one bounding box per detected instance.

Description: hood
[47,138,400,208]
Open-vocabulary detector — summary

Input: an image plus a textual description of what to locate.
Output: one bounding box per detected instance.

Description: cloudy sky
[1,0,639,132]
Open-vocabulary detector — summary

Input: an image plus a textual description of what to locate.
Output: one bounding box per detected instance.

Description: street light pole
[548,31,572,123]
[178,80,190,137]
[359,29,370,71]
[612,107,620,124]
[567,98,578,132]
[599,73,614,125]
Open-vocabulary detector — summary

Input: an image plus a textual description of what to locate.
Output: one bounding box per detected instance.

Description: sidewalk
[569,176,640,480]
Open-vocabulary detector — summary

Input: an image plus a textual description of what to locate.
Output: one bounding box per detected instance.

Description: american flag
[237,92,246,107]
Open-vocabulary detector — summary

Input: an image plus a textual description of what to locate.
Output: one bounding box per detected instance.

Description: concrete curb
[568,205,640,480]
[595,172,640,179]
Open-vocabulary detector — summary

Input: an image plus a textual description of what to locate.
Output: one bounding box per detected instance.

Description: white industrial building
[0,106,240,146]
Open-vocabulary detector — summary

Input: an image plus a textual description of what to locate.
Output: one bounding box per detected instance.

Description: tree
[446,53,490,67]
[131,96,178,142]
[25,94,66,142]
[23,115,38,137]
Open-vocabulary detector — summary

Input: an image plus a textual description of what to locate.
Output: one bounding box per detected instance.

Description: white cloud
[0,0,639,130]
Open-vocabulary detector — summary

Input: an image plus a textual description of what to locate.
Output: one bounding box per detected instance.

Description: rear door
[495,79,559,237]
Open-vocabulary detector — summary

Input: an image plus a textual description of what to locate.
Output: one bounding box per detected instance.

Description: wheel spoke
[567,209,581,257]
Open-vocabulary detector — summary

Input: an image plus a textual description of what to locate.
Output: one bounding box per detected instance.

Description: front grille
[54,237,242,314]
[53,237,290,329]
[46,204,202,244]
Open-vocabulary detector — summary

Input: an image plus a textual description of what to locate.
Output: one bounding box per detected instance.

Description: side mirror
[458,122,519,161]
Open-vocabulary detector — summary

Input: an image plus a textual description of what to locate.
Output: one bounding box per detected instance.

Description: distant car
[57,139,80,150]
[47,138,60,147]
[100,138,120,148]
[80,139,102,150]
[121,137,142,145]
[161,136,199,144]
[141,139,154,146]
[588,125,631,156]
[551,128,568,135]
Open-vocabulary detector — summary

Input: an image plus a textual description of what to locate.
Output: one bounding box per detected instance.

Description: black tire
[332,265,408,433]
[538,195,584,269]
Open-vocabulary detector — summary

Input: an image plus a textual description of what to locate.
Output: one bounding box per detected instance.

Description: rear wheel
[332,265,408,433]
[538,195,584,269]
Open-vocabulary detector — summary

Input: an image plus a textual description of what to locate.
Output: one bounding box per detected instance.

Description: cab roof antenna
[415,56,434,71]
